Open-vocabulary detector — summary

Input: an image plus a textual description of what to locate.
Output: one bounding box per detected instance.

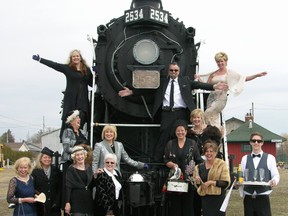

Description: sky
[0,0,287,142]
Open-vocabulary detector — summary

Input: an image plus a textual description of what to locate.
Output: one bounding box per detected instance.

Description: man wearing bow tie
[240,132,280,216]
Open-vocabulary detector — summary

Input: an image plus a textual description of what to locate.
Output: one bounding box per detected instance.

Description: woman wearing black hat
[31,147,62,216]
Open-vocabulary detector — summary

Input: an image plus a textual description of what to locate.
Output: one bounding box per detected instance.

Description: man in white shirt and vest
[240,132,280,216]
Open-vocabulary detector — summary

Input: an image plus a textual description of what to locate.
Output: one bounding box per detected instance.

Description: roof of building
[26,143,42,152]
[226,117,245,124]
[6,142,29,151]
[227,120,286,142]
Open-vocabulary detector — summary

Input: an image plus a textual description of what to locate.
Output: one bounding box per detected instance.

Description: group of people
[162,119,279,216]
[7,129,279,216]
[12,49,274,216]
[7,120,148,216]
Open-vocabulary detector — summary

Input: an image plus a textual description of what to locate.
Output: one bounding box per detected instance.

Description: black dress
[163,138,203,216]
[39,58,93,139]
[31,165,62,216]
[197,163,228,216]
[65,164,94,215]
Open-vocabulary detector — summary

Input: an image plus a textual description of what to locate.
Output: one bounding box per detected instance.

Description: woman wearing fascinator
[61,110,92,213]
[61,109,91,168]
[64,145,95,216]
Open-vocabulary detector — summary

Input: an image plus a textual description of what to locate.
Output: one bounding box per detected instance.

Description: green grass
[1,167,287,216]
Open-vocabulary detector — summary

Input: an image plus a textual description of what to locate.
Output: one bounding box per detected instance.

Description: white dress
[205,74,228,127]
[198,69,246,128]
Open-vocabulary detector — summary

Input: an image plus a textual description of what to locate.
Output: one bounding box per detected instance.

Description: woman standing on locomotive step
[195,52,267,129]
[92,124,148,173]
[31,147,62,216]
[32,50,93,141]
[164,120,203,216]
[186,108,222,216]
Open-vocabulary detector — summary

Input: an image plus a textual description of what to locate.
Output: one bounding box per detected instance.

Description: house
[226,117,286,166]
[26,142,42,154]
[6,142,42,157]
[41,129,62,153]
[7,142,30,152]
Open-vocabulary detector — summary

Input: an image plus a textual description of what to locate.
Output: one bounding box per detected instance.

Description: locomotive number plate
[132,70,160,89]
[125,6,169,25]
[149,8,168,24]
[125,8,144,23]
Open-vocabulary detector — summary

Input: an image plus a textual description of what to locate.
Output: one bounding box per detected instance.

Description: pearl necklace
[17,175,29,183]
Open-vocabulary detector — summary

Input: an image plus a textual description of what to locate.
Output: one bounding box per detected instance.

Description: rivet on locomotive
[92,0,200,214]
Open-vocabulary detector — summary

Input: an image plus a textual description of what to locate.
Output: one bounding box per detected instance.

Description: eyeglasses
[105,161,115,164]
[250,139,263,143]
[169,69,179,72]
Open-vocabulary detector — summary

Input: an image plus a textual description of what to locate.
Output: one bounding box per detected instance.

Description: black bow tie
[252,154,261,158]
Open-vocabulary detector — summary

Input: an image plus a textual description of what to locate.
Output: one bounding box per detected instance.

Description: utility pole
[251,102,255,120]
[43,116,45,133]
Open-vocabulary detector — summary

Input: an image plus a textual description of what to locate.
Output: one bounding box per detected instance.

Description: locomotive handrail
[94,123,161,127]
[94,122,193,127]
[87,34,97,147]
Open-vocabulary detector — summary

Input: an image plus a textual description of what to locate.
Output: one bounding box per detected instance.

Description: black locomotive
[92,0,200,215]
[93,0,198,151]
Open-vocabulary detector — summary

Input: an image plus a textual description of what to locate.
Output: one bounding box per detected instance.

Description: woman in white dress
[195,52,267,128]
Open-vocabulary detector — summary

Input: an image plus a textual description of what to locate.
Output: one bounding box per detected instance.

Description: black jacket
[31,165,62,216]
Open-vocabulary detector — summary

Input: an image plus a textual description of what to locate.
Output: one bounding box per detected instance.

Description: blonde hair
[101,125,117,140]
[34,153,52,169]
[214,52,228,62]
[190,108,205,125]
[14,157,33,174]
[67,49,89,75]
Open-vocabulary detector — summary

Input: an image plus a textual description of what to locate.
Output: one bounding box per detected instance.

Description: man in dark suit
[119,62,228,162]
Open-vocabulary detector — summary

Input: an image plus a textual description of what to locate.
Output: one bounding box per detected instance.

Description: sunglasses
[105,161,115,164]
[250,139,263,143]
[169,69,179,72]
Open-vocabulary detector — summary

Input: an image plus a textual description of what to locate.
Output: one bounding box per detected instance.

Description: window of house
[242,143,252,152]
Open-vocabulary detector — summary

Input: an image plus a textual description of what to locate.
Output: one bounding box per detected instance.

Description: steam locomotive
[93,0,199,153]
[91,0,201,214]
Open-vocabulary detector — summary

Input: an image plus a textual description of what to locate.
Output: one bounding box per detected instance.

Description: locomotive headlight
[133,39,159,65]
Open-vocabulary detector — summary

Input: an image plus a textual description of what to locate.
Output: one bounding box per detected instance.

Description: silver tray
[238,181,270,186]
